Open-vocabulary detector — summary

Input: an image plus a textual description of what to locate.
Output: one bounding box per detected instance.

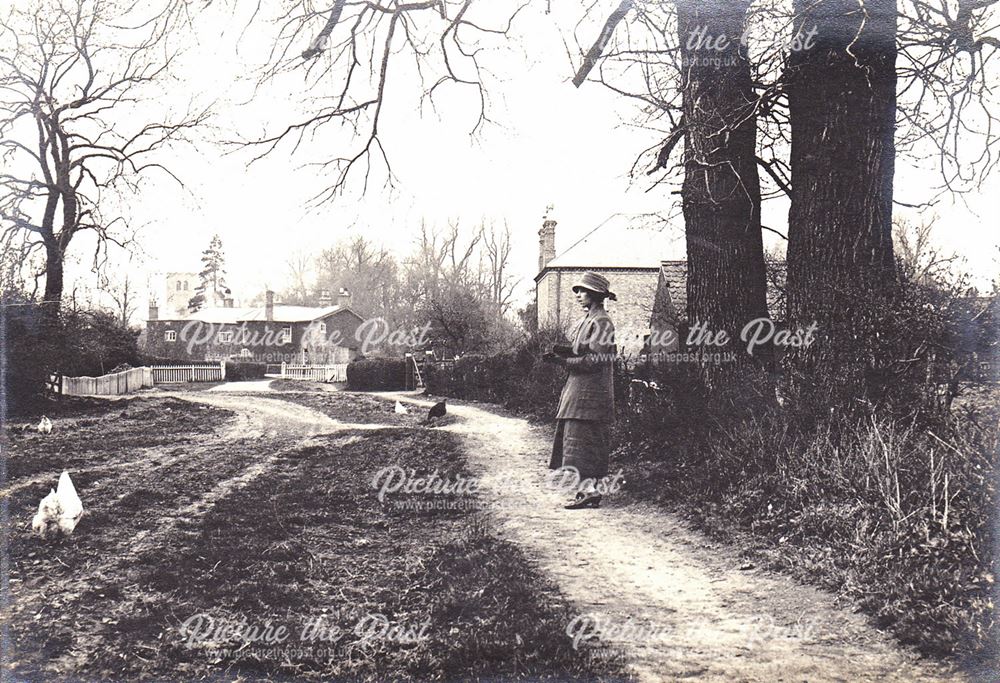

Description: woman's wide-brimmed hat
[571,271,617,301]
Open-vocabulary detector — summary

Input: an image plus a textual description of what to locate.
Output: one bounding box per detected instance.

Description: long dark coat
[555,305,616,422]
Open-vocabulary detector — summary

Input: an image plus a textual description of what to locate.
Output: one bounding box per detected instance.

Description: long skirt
[548,418,610,482]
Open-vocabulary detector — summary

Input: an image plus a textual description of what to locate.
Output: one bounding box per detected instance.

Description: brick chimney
[337,287,351,308]
[538,205,556,272]
[148,301,159,321]
[265,290,274,322]
[318,289,333,307]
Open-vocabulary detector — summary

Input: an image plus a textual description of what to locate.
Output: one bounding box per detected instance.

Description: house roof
[540,216,686,273]
[173,305,356,324]
[652,261,688,320]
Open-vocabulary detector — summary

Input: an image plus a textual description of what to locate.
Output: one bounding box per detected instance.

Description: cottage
[535,211,687,357]
[145,290,364,364]
[535,211,789,357]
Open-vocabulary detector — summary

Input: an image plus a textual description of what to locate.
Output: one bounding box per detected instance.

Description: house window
[176,281,182,291]
[240,348,251,358]
[317,322,327,334]
[184,280,189,290]
[219,331,233,343]
[164,330,177,342]
[280,326,292,343]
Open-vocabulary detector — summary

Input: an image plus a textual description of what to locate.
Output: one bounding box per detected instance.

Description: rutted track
[4,388,964,682]
[376,391,961,683]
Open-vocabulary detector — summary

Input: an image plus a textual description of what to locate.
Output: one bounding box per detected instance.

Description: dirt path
[206,379,276,393]
[377,392,963,683]
[43,389,957,682]
[165,391,393,437]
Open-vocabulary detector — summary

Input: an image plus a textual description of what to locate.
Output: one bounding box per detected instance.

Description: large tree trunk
[677,0,771,386]
[785,0,898,398]
[42,240,64,326]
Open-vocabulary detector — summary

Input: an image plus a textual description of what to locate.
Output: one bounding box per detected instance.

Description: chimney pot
[337,287,351,308]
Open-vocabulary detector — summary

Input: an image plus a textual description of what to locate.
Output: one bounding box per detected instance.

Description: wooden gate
[281,363,348,382]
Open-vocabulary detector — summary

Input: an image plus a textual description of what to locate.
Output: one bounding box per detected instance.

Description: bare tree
[893,217,959,284]
[400,219,524,352]
[406,220,483,302]
[896,0,1000,197]
[482,220,516,316]
[283,250,315,304]
[569,1,774,383]
[315,235,402,318]
[239,0,529,202]
[231,0,998,393]
[99,271,138,327]
[0,0,209,327]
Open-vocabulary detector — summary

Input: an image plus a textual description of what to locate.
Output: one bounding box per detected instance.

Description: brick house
[145,290,364,364]
[535,212,687,356]
[535,212,787,357]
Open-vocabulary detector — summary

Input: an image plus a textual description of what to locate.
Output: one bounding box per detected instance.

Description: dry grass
[614,383,999,666]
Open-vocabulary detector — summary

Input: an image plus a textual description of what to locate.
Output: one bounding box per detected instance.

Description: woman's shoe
[564,491,602,509]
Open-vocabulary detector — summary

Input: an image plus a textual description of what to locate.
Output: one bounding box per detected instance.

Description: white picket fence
[58,361,226,396]
[280,363,348,382]
[60,367,154,396]
[150,361,226,384]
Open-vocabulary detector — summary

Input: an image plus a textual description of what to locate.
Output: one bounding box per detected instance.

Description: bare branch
[573,0,634,87]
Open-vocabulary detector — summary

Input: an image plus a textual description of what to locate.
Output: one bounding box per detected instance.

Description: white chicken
[31,471,84,539]
[36,416,52,434]
[394,400,408,415]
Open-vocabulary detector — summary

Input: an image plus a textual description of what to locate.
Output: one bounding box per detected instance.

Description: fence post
[281,361,286,378]
[220,359,226,380]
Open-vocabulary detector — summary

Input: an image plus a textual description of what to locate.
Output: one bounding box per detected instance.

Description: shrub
[59,308,141,377]
[347,358,407,390]
[424,345,564,421]
[3,297,142,414]
[614,368,998,662]
[224,361,266,382]
[1,296,53,415]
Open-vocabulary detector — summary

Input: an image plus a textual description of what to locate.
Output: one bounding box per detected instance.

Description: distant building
[534,211,687,357]
[146,289,363,364]
[161,271,233,318]
[163,272,198,318]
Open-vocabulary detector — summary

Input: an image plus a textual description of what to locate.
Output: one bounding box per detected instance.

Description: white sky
[44,1,1000,320]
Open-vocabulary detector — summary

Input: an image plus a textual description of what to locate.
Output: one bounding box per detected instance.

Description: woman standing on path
[543,271,617,510]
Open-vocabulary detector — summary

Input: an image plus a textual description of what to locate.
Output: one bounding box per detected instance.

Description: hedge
[224,361,267,381]
[346,358,408,391]
[423,349,565,421]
